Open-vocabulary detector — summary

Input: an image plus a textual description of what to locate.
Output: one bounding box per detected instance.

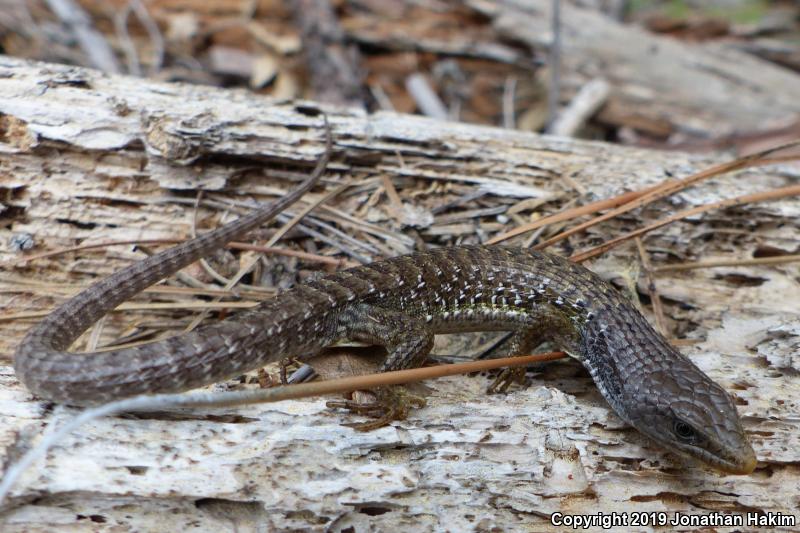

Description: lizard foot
[278,356,303,384]
[487,366,528,394]
[327,387,426,431]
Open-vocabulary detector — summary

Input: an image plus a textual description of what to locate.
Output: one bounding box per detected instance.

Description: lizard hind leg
[325,303,434,430]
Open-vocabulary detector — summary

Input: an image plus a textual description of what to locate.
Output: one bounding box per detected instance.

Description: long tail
[14,118,331,403]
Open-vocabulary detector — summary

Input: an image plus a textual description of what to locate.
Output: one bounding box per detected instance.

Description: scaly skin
[13,180,757,476]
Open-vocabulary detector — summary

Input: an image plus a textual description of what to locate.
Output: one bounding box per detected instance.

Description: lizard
[13,133,757,476]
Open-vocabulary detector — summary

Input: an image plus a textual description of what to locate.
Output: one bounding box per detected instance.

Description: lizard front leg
[325,303,434,429]
[483,312,581,394]
[484,325,550,394]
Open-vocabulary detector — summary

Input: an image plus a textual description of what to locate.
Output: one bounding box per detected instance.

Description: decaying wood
[469,0,800,140]
[0,57,798,531]
[548,78,610,137]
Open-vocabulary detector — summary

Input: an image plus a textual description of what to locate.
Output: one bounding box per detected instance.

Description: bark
[0,57,798,532]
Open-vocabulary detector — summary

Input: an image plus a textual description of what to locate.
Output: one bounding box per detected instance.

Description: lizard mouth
[673,440,758,475]
[715,451,757,475]
[639,423,758,475]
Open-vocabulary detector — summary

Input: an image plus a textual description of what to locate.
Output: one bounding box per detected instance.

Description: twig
[486,184,661,245]
[653,254,800,273]
[406,73,448,120]
[431,190,488,215]
[192,191,237,286]
[130,0,165,74]
[548,78,610,137]
[114,3,141,76]
[536,140,800,250]
[86,314,108,352]
[201,196,386,261]
[0,273,272,299]
[318,205,415,249]
[381,174,404,212]
[138,244,219,290]
[354,229,397,259]
[502,75,517,129]
[281,213,380,256]
[545,0,561,132]
[45,0,121,73]
[570,184,800,263]
[277,218,372,264]
[634,237,668,337]
[386,165,554,199]
[5,238,344,268]
[522,221,553,248]
[114,0,163,76]
[370,84,395,111]
[268,181,352,247]
[434,206,508,225]
[0,301,262,323]
[0,351,565,503]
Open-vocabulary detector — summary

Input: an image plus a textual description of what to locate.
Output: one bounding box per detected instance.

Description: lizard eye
[674,420,702,444]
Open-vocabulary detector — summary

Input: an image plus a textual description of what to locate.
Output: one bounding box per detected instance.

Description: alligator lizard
[13,154,756,475]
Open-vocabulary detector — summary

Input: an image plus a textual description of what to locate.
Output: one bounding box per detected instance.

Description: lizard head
[622,364,757,475]
[580,306,756,475]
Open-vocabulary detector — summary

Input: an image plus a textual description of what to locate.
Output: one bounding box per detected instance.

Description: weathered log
[0,57,797,531]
